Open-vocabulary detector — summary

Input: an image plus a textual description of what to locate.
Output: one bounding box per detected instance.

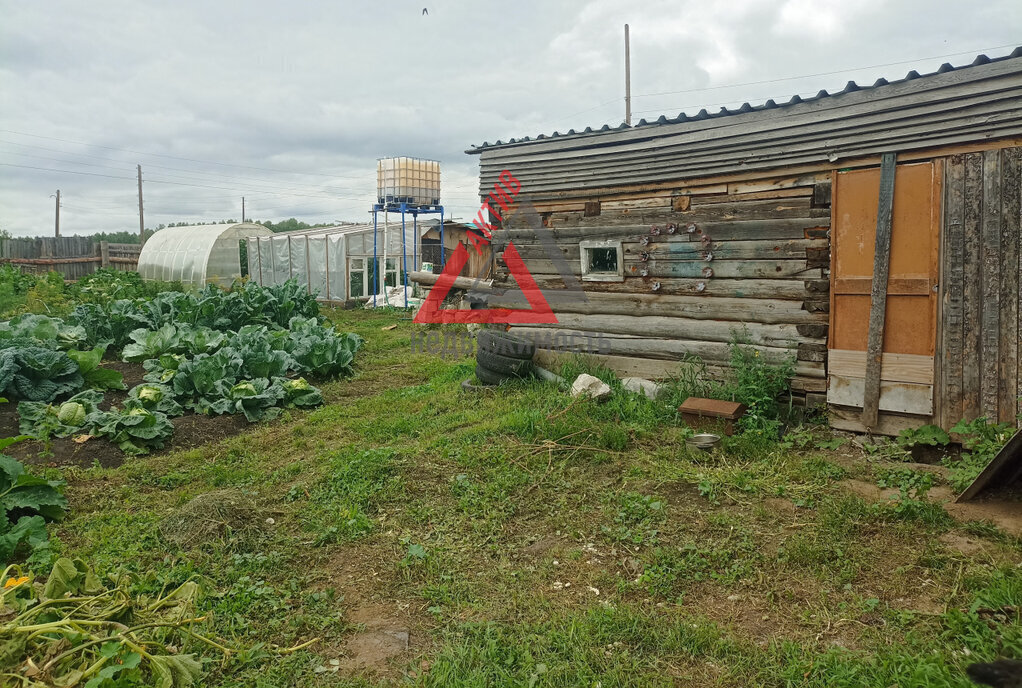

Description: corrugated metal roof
[468,48,1022,153]
[470,49,1022,199]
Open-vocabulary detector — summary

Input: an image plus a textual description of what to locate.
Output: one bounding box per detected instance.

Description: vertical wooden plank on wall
[931,157,945,426]
[862,152,897,429]
[1002,147,1022,425]
[980,150,1001,420]
[941,155,966,428]
[962,153,983,421]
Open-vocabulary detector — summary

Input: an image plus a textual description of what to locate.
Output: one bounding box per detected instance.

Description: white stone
[570,374,612,400]
[621,377,660,400]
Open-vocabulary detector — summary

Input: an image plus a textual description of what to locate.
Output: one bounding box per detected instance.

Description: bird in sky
[422,7,428,15]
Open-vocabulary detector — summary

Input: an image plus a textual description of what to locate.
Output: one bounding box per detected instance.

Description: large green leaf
[150,653,202,688]
[277,377,323,409]
[121,324,182,362]
[0,454,25,491]
[0,435,29,452]
[0,453,68,523]
[0,514,48,563]
[0,350,18,393]
[229,378,284,422]
[8,347,83,402]
[68,345,126,391]
[91,407,175,455]
[18,390,104,439]
[124,383,183,417]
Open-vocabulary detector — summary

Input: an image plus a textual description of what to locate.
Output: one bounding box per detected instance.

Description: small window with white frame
[579,240,624,282]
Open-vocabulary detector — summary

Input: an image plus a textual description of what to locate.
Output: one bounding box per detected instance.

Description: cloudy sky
[1,1,1019,237]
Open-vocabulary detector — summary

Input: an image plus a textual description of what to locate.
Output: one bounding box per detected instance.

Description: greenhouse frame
[138,222,272,288]
[246,220,445,302]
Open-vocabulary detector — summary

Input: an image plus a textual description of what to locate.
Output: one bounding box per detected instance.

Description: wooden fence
[0,237,141,280]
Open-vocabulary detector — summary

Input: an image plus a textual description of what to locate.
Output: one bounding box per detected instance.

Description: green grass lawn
[47,309,1021,687]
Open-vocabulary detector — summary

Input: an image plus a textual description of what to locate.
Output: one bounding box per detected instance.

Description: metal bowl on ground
[685,433,721,451]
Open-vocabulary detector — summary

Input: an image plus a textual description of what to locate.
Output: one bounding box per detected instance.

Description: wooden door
[828,161,942,426]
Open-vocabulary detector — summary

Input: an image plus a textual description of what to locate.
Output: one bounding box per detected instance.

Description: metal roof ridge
[465,47,1022,153]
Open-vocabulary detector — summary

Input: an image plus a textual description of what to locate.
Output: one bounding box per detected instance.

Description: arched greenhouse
[137,223,272,288]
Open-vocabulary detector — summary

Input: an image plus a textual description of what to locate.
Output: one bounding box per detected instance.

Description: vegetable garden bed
[0,276,362,465]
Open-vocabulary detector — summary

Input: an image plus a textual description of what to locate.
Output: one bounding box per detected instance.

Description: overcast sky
[1,1,1019,237]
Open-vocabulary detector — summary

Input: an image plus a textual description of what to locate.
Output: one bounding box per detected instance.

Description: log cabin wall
[469,49,1022,419]
[489,173,832,400]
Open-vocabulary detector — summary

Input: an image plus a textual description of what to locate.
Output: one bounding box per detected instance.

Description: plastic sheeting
[248,221,424,302]
[138,223,272,288]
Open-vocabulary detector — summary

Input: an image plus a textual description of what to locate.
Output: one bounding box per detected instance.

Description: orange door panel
[829,160,941,418]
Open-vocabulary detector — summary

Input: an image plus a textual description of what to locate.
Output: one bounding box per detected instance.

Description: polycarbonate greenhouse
[138,223,272,288]
[246,221,433,302]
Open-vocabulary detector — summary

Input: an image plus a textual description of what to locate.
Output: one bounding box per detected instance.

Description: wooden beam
[829,375,934,415]
[517,276,814,300]
[829,404,931,436]
[962,152,984,419]
[832,276,933,295]
[0,256,102,265]
[956,428,1022,501]
[690,187,813,205]
[486,290,828,324]
[501,215,830,239]
[509,326,824,374]
[997,148,1020,424]
[626,259,820,280]
[1017,149,1022,427]
[829,349,934,384]
[509,312,818,348]
[530,347,824,391]
[862,152,897,429]
[408,270,493,290]
[980,149,1002,419]
[940,154,966,428]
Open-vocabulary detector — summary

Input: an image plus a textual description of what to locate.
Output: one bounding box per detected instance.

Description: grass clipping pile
[159,489,265,550]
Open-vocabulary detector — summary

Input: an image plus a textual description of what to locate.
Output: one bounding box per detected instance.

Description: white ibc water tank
[377,157,441,206]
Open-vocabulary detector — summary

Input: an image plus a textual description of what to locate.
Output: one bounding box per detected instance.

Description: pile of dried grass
[159,489,264,548]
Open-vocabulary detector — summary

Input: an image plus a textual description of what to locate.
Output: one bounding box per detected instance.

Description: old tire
[476,348,533,378]
[477,329,535,359]
[461,377,497,392]
[474,364,509,386]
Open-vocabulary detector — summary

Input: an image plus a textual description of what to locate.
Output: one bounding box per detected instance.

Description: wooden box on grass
[678,398,747,436]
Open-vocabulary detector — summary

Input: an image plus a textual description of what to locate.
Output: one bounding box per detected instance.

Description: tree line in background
[0,218,338,244]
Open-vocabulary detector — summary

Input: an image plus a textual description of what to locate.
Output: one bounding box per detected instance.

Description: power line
[0,163,135,180]
[1,147,143,174]
[2,161,368,203]
[0,141,482,200]
[0,129,368,180]
[1,145,373,195]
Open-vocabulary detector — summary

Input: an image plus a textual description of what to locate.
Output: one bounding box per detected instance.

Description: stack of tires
[475,329,536,385]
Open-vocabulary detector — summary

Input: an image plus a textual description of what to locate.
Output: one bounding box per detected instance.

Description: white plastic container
[377,157,441,206]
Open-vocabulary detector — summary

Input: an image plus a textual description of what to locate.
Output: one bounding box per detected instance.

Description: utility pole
[137,164,145,245]
[624,24,632,126]
[242,197,246,222]
[53,190,61,237]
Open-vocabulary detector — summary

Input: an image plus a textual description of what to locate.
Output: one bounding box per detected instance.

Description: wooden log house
[467,49,1022,435]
